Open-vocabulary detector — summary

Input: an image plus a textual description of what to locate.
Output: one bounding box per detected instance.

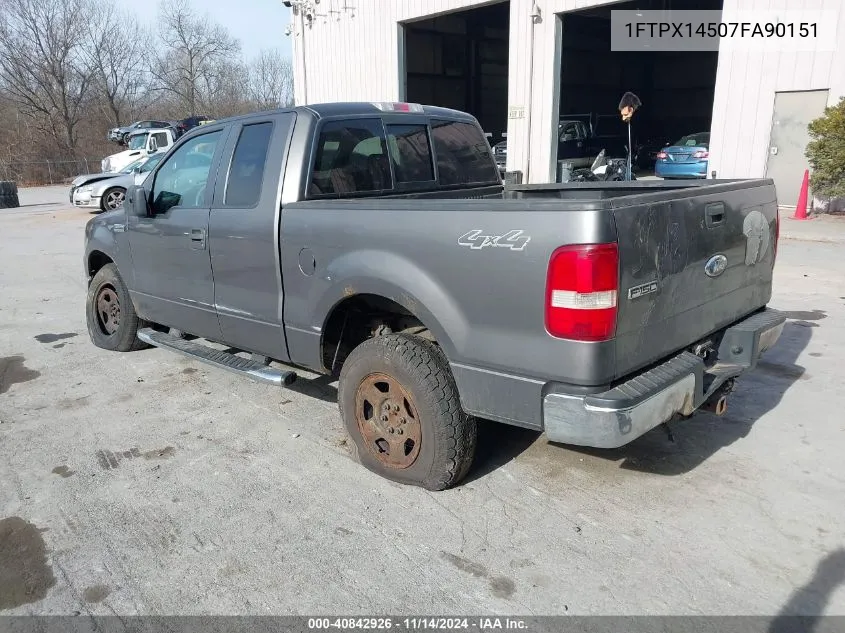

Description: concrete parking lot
[1,187,844,617]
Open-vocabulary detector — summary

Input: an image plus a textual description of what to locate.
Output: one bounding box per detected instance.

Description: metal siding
[504,1,530,177]
[290,0,495,106]
[709,0,844,181]
[293,0,845,184]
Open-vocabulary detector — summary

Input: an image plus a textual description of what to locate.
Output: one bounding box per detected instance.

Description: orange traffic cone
[793,169,810,220]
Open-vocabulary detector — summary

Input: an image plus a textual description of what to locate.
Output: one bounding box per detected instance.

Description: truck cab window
[152,132,169,149]
[559,122,585,142]
[225,122,273,207]
[430,120,498,186]
[309,119,393,196]
[151,130,222,214]
[386,124,434,183]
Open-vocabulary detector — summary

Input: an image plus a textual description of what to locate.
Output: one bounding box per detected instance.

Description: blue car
[655,132,709,179]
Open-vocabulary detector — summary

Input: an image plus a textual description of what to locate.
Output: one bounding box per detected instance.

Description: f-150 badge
[458,230,531,251]
[628,280,659,300]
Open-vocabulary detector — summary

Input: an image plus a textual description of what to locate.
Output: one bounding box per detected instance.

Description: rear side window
[430,120,499,186]
[309,119,393,196]
[385,124,434,183]
[152,131,169,148]
[225,122,273,207]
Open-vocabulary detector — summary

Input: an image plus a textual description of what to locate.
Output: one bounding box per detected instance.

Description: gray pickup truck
[84,101,785,490]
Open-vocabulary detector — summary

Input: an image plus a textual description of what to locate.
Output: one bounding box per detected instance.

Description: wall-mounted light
[283,0,353,28]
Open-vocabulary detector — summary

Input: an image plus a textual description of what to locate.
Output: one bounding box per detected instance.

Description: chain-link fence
[0,158,105,187]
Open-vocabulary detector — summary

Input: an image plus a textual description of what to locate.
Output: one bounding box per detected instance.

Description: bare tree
[205,59,255,118]
[151,0,241,116]
[0,0,98,153]
[0,0,298,183]
[87,2,153,126]
[248,49,294,110]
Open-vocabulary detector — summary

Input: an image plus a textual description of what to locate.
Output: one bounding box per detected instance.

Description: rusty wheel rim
[355,372,422,469]
[95,284,120,335]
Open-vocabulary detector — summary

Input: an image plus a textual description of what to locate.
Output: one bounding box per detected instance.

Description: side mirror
[127,185,150,217]
[148,137,157,153]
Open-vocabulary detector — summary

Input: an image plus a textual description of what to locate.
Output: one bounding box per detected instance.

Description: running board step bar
[137,328,297,386]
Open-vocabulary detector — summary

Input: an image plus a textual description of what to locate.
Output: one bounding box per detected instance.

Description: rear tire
[338,333,476,491]
[86,263,148,352]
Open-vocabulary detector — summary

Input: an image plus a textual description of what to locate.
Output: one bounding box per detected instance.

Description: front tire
[101,187,126,212]
[338,333,477,491]
[86,263,148,352]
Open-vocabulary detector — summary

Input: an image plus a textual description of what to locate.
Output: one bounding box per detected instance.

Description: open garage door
[402,2,509,148]
[557,0,722,180]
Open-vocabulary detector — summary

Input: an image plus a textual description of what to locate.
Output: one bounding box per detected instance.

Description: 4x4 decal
[457,230,531,252]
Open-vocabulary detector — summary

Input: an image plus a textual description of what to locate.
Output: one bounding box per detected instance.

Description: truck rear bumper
[543,308,786,448]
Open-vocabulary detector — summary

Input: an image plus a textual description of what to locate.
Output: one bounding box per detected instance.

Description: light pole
[283,0,356,104]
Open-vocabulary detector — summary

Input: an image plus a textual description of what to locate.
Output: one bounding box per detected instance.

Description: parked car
[71,153,165,212]
[587,114,629,159]
[176,115,213,137]
[655,132,710,179]
[84,101,783,491]
[101,128,176,174]
[635,135,673,170]
[557,118,592,169]
[554,114,628,171]
[108,120,176,145]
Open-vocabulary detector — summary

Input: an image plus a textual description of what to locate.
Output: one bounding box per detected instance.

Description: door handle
[705,203,726,228]
[189,228,206,249]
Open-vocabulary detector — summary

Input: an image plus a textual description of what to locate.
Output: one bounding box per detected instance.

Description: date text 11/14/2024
[308,618,529,631]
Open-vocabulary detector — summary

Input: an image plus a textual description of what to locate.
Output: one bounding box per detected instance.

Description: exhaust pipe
[702,393,728,416]
[701,379,734,417]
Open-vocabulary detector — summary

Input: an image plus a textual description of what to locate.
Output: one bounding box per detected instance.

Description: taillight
[657,151,668,160]
[693,150,709,159]
[372,102,424,113]
[545,243,619,341]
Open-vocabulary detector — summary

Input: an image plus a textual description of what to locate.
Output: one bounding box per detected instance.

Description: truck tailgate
[611,180,778,379]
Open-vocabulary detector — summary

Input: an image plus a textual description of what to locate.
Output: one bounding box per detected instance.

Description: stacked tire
[0,181,20,209]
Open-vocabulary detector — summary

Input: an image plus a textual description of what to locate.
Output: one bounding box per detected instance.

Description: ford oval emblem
[704,254,728,278]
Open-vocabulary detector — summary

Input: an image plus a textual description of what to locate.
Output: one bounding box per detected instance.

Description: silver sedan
[71,153,164,212]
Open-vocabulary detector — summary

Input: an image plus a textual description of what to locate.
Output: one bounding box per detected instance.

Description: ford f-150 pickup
[84,101,785,490]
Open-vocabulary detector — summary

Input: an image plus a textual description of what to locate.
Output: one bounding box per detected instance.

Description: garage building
[288,0,845,206]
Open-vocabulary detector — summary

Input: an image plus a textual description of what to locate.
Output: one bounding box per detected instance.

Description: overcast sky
[131,0,293,61]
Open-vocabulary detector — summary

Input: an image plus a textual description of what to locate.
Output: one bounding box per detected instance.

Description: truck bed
[282,179,778,406]
[504,178,756,201]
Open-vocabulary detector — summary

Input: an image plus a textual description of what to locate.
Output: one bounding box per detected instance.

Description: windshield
[674,133,710,148]
[127,133,148,150]
[139,153,164,172]
[121,157,146,173]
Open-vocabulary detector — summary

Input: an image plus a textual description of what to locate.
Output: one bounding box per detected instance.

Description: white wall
[292,0,845,185]
[505,0,625,183]
[708,0,845,182]
[290,0,489,106]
